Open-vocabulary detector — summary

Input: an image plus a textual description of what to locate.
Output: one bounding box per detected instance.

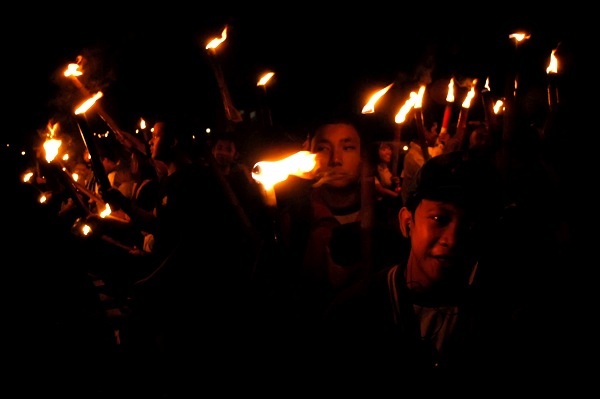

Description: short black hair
[404,150,502,221]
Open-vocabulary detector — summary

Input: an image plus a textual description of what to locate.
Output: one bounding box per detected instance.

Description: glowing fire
[461,80,477,109]
[206,27,228,50]
[394,91,418,124]
[413,85,426,109]
[257,72,275,86]
[546,49,558,74]
[446,78,455,102]
[75,92,103,115]
[361,83,394,114]
[252,151,317,190]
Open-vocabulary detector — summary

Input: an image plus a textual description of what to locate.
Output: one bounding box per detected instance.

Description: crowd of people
[4,39,580,397]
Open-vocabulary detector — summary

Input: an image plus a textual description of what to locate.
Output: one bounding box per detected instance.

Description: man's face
[310,123,361,189]
[211,139,236,167]
[149,122,168,161]
[406,199,477,289]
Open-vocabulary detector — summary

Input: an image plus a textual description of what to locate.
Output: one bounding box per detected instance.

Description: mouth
[312,172,348,187]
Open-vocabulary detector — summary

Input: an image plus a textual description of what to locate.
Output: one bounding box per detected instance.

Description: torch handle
[414,109,430,161]
[76,114,112,195]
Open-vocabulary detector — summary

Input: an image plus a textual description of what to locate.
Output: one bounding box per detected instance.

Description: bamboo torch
[64,60,147,156]
[546,48,559,111]
[413,85,429,161]
[74,92,112,195]
[455,80,477,150]
[205,26,243,128]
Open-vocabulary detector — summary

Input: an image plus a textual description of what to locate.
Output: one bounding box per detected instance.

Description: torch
[502,32,530,145]
[413,85,429,161]
[455,80,477,150]
[257,71,275,128]
[64,60,148,157]
[546,48,559,111]
[74,92,112,195]
[205,26,243,129]
[440,77,455,135]
[252,151,317,208]
[252,150,317,244]
[362,83,395,169]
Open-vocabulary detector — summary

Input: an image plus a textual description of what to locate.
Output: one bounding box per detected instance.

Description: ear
[398,207,413,238]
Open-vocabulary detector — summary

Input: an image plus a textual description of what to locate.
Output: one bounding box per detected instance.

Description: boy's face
[402,199,477,290]
[311,123,361,189]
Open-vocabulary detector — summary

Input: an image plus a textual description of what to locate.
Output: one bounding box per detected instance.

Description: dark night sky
[6,10,575,158]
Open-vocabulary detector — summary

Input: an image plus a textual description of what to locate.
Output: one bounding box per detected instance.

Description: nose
[328,149,342,166]
[438,221,459,248]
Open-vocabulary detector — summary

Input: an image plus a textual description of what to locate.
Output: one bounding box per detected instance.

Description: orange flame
[252,151,317,190]
[546,49,558,74]
[509,32,531,44]
[361,83,394,114]
[446,78,455,102]
[257,72,275,86]
[413,85,426,109]
[493,99,504,114]
[64,63,83,78]
[206,27,228,50]
[394,91,418,124]
[75,92,104,114]
[461,80,477,109]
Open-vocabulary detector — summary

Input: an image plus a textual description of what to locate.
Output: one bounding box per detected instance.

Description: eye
[314,145,331,154]
[430,214,451,226]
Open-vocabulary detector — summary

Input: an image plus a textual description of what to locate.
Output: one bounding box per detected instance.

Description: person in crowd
[373,141,402,230]
[400,122,441,206]
[209,130,272,245]
[276,111,401,327]
[103,114,261,395]
[321,150,509,386]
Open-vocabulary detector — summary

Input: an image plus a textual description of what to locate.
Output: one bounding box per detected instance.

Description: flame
[483,77,491,92]
[509,32,531,43]
[75,91,103,114]
[546,49,558,74]
[23,172,34,183]
[206,26,228,50]
[99,203,112,218]
[43,138,62,163]
[413,85,426,109]
[81,224,92,236]
[461,80,477,109]
[64,63,83,78]
[394,91,418,124]
[361,83,394,114]
[493,99,504,114]
[257,72,275,86]
[446,78,455,102]
[252,151,317,190]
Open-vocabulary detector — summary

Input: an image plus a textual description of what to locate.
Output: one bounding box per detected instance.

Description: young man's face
[149,122,169,162]
[310,123,361,189]
[211,139,236,167]
[402,199,477,290]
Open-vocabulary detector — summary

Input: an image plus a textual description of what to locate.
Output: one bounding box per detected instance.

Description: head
[72,162,91,183]
[398,151,500,298]
[211,132,238,170]
[310,120,362,191]
[148,116,192,165]
[98,143,121,174]
[468,124,492,151]
[377,142,393,164]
